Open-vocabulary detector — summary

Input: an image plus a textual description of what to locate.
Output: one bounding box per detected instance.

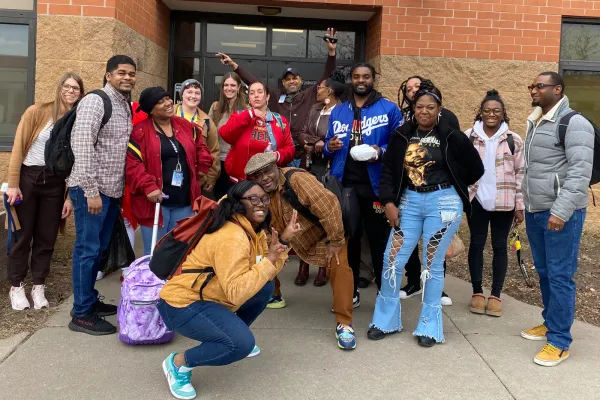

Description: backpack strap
[282,169,323,228]
[272,112,284,131]
[88,89,112,129]
[470,131,515,155]
[558,110,579,148]
[186,267,216,301]
[507,133,515,156]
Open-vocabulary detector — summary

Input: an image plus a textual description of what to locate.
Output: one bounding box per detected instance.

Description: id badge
[171,170,184,187]
[278,94,286,104]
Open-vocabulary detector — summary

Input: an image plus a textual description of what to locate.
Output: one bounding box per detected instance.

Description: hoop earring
[437,111,442,126]
[411,114,417,124]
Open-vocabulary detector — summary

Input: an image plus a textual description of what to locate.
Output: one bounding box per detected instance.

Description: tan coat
[159,214,288,311]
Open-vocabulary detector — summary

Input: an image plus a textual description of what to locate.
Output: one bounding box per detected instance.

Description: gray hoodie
[523,96,594,221]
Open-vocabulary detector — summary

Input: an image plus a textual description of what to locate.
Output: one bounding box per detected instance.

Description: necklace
[416,128,434,142]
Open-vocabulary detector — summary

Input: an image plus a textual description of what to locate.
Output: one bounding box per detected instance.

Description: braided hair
[398,75,425,118]
[474,89,510,124]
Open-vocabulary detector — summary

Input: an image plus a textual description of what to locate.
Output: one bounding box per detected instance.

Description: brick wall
[37,0,170,49]
[374,0,600,62]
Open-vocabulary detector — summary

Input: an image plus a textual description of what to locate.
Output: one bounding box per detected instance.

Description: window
[272,28,306,58]
[173,21,201,54]
[308,30,356,60]
[561,20,600,125]
[206,24,266,56]
[0,16,34,149]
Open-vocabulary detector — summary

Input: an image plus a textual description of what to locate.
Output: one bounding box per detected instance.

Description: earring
[411,114,417,124]
[324,98,331,105]
[437,111,442,126]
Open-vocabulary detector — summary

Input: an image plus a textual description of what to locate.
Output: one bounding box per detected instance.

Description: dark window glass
[206,24,266,56]
[0,23,29,147]
[173,21,201,54]
[563,70,600,125]
[272,28,306,58]
[172,57,201,102]
[561,23,600,61]
[308,30,355,60]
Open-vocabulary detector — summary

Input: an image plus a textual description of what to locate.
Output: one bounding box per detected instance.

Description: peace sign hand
[281,210,302,242]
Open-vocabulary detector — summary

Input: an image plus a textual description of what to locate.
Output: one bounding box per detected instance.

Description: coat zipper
[525,119,536,212]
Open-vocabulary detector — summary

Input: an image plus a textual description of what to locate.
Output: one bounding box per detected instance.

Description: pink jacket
[465,126,525,212]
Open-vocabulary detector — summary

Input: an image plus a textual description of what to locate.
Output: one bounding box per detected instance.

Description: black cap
[137,87,170,115]
[281,67,301,80]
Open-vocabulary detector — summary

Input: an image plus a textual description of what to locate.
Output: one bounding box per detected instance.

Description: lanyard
[178,104,197,124]
[154,120,182,170]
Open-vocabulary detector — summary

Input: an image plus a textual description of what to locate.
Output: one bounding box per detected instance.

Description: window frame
[0,7,36,151]
[559,17,600,73]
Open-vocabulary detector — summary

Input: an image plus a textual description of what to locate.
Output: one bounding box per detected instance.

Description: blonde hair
[212,72,248,124]
[41,72,84,122]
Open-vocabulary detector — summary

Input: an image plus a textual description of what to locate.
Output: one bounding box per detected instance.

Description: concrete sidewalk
[1,259,599,400]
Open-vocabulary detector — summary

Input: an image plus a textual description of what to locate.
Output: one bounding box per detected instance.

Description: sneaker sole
[335,333,356,350]
[485,309,502,317]
[266,301,286,309]
[534,353,569,367]
[162,360,197,400]
[70,309,117,317]
[521,332,547,341]
[246,348,261,358]
[33,303,49,310]
[470,306,485,314]
[400,289,422,300]
[11,305,31,311]
[68,321,116,336]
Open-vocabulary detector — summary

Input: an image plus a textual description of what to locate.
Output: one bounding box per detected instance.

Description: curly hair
[413,79,442,105]
[474,89,510,124]
[397,75,425,117]
[324,70,347,98]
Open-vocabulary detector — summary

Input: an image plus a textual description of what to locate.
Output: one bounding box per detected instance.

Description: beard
[352,83,374,97]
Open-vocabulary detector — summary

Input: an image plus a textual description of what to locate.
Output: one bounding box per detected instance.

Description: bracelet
[279,238,290,246]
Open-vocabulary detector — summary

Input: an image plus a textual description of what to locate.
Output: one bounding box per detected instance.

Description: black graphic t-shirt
[404,129,450,187]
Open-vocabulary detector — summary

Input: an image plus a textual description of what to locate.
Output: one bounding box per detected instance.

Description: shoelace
[541,344,560,356]
[337,324,354,336]
[176,369,192,386]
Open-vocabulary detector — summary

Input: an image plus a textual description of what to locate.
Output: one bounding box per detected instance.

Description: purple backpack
[117,255,175,345]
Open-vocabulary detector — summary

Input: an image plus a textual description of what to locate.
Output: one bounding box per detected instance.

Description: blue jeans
[370,187,463,342]
[70,187,120,317]
[140,205,193,255]
[525,209,585,350]
[157,281,274,368]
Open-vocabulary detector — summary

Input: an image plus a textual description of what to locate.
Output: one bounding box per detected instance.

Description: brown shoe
[294,261,309,286]
[469,293,486,314]
[486,296,502,317]
[313,267,329,287]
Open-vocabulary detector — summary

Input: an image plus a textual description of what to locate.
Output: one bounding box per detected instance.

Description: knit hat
[180,79,203,96]
[244,152,277,176]
[137,87,169,115]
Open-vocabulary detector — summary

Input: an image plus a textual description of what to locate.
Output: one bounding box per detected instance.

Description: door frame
[168,11,367,103]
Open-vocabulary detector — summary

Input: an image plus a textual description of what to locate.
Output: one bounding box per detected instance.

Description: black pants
[467,198,514,298]
[404,246,447,288]
[347,190,390,294]
[214,160,234,200]
[8,166,65,287]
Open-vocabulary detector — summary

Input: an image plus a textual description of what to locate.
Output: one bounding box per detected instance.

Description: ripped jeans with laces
[369,186,462,343]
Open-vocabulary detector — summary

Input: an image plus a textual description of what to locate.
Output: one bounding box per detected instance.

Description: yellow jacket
[160,213,288,311]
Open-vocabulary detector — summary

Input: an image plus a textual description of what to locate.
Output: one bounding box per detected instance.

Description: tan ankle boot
[486,296,502,317]
[469,294,486,314]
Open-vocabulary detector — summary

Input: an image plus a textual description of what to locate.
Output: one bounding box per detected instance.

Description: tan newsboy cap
[244,152,278,176]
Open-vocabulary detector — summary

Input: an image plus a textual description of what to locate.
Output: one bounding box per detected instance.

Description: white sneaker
[10,283,31,310]
[96,271,105,281]
[31,285,49,309]
[441,291,453,306]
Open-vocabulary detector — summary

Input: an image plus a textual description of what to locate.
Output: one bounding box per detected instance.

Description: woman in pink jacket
[465,90,525,318]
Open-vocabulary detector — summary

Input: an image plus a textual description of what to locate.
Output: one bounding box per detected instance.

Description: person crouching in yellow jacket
[157,180,301,400]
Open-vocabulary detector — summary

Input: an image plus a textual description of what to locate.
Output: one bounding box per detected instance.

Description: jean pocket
[438,194,461,224]
[399,192,409,211]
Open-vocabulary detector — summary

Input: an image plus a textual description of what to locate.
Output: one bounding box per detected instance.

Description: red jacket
[126,116,213,227]
[219,109,294,182]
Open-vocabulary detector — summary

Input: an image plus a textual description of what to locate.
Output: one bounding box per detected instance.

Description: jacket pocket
[502,154,515,177]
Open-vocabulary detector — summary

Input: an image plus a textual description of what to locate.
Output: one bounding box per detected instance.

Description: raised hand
[281,210,302,242]
[267,228,289,264]
[326,27,337,55]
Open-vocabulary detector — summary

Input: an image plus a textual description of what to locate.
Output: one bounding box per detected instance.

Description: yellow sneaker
[534,344,569,367]
[521,324,548,341]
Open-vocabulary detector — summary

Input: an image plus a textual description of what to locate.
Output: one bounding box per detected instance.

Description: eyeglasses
[62,84,81,93]
[482,108,503,116]
[241,196,271,206]
[316,85,330,91]
[527,83,558,91]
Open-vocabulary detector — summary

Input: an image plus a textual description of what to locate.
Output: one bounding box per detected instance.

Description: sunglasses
[527,83,558,91]
[241,196,271,206]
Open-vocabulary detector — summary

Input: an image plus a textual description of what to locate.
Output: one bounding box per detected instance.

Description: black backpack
[557,111,600,186]
[45,90,112,176]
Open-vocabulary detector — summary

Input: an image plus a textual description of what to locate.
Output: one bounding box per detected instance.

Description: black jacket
[378,112,484,215]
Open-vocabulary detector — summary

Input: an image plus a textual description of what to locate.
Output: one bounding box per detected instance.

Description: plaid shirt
[269,168,345,266]
[67,83,132,198]
[465,128,525,211]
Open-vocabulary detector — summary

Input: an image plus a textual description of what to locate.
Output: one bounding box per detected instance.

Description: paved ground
[1,252,600,399]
